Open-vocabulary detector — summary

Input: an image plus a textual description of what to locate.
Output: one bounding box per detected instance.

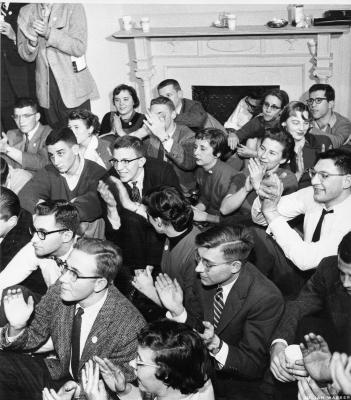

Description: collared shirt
[81,135,106,169]
[26,122,40,142]
[62,157,85,191]
[251,186,351,270]
[312,112,337,131]
[0,241,74,293]
[69,290,109,376]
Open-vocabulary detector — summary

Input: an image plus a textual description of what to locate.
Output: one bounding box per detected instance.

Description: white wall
[84,3,351,119]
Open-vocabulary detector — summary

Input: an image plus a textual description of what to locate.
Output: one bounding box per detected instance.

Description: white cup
[285,344,303,364]
[122,15,132,31]
[227,14,236,31]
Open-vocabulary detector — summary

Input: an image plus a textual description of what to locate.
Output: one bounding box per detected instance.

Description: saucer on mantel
[267,18,288,28]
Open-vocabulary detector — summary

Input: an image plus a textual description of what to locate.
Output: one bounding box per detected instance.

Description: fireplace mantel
[112,24,350,109]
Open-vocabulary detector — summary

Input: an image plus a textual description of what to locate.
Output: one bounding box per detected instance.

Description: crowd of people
[1,3,351,400]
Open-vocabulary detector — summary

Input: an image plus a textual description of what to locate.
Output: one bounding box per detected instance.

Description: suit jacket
[0,208,33,272]
[17,4,99,109]
[145,124,196,194]
[0,283,146,382]
[5,123,52,172]
[272,256,351,353]
[175,98,207,129]
[186,262,284,399]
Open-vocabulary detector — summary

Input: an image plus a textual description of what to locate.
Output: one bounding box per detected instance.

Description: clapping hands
[155,273,184,317]
[3,288,34,334]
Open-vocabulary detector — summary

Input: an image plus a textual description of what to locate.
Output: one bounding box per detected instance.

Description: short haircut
[195,225,254,263]
[338,231,351,264]
[143,185,193,232]
[263,88,289,109]
[195,128,230,157]
[262,128,295,162]
[112,84,140,109]
[138,319,211,395]
[280,101,313,125]
[157,79,181,92]
[0,157,9,185]
[34,200,80,235]
[0,186,20,220]
[13,97,38,113]
[73,237,123,284]
[309,83,335,102]
[247,87,265,101]
[150,96,176,112]
[113,135,145,157]
[316,148,351,175]
[68,109,100,135]
[45,127,78,147]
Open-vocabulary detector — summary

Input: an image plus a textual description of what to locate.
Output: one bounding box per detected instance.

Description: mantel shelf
[113,24,350,39]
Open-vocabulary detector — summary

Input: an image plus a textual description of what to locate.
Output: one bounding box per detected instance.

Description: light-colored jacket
[17,3,99,108]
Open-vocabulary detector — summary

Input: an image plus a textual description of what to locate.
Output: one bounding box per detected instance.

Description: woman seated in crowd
[99,84,146,144]
[43,320,214,400]
[68,109,112,169]
[280,101,332,188]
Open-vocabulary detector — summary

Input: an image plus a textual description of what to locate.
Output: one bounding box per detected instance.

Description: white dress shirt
[251,186,351,270]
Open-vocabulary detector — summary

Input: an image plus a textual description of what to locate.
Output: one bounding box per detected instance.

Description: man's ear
[343,174,351,190]
[62,229,74,243]
[35,112,41,124]
[138,157,146,168]
[231,261,242,274]
[7,215,18,231]
[178,89,183,100]
[328,100,335,110]
[171,110,177,120]
[94,277,108,293]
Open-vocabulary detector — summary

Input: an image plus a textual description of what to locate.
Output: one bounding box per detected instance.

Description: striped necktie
[213,286,224,330]
[130,181,141,203]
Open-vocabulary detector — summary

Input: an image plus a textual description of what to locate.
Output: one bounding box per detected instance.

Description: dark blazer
[272,256,351,354]
[0,208,32,272]
[175,98,207,129]
[186,262,284,400]
[0,283,146,382]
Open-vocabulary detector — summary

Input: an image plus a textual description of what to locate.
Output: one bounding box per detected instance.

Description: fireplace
[192,85,279,124]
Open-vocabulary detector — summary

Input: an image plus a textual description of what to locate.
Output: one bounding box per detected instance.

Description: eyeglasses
[308,168,347,181]
[135,355,159,368]
[61,266,103,282]
[29,227,68,240]
[195,251,236,270]
[109,157,142,168]
[263,102,281,111]
[306,97,327,106]
[12,112,37,121]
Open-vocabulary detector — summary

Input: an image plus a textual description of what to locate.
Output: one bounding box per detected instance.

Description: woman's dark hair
[68,109,100,135]
[0,157,9,185]
[142,185,193,232]
[263,88,290,109]
[112,84,140,109]
[138,319,211,395]
[262,127,295,163]
[195,128,230,158]
[280,101,313,127]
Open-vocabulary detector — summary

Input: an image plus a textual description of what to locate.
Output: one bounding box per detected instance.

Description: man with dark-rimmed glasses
[0,237,146,400]
[98,135,180,271]
[308,83,351,148]
[0,199,79,301]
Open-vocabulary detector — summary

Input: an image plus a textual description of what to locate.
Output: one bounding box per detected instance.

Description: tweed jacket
[145,123,196,194]
[17,4,99,109]
[5,123,51,172]
[0,283,146,381]
[272,256,351,353]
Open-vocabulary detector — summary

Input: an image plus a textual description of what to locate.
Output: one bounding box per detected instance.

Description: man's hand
[237,144,257,159]
[155,273,184,317]
[270,342,296,383]
[93,356,130,395]
[228,132,240,150]
[81,360,108,400]
[32,18,50,39]
[0,132,8,153]
[97,180,117,208]
[300,333,332,382]
[143,111,168,142]
[198,321,221,353]
[261,174,283,221]
[248,158,266,191]
[191,206,208,222]
[132,266,160,305]
[109,176,134,211]
[42,381,78,400]
[0,21,16,41]
[3,288,34,333]
[298,377,333,400]
[330,352,351,395]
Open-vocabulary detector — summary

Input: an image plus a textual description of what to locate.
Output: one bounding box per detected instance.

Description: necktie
[213,286,224,330]
[71,307,84,381]
[24,134,29,152]
[130,181,141,203]
[51,256,67,272]
[311,209,334,242]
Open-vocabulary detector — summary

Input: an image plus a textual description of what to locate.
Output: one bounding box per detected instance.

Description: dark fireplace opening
[192,85,280,125]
